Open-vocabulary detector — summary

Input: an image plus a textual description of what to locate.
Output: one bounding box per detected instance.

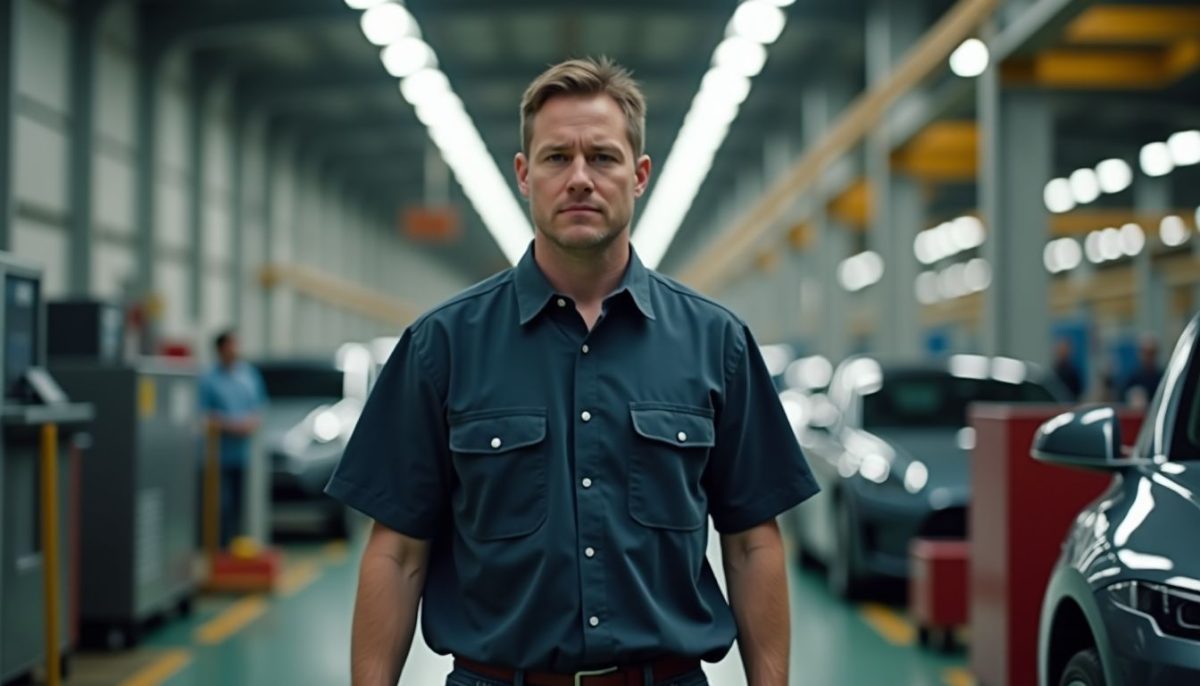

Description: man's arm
[352,521,430,686]
[721,518,790,686]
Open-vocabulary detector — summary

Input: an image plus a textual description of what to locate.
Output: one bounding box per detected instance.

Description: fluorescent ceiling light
[1168,130,1200,167]
[1068,168,1101,205]
[914,271,940,305]
[1043,178,1076,214]
[1140,142,1174,177]
[1160,215,1189,247]
[949,38,989,78]
[350,0,532,265]
[1095,158,1132,194]
[633,2,788,269]
[360,3,418,46]
[381,37,437,78]
[714,36,768,77]
[731,1,787,45]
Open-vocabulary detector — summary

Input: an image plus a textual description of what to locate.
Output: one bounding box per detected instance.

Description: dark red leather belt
[454,656,701,686]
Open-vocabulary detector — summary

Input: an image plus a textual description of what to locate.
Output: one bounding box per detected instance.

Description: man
[1121,334,1164,408]
[326,57,818,686]
[198,330,267,548]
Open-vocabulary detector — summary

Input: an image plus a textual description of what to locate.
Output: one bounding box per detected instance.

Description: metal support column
[261,129,277,355]
[68,1,103,295]
[135,33,164,312]
[0,0,16,251]
[866,0,924,360]
[979,27,1053,366]
[188,66,209,323]
[230,113,245,332]
[1134,176,1168,339]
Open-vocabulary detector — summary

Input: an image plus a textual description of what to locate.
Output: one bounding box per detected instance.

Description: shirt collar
[514,242,657,326]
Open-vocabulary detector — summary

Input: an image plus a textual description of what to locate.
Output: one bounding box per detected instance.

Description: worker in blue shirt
[199,330,267,549]
[327,57,818,686]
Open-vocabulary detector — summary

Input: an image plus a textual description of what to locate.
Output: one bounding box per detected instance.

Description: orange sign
[402,206,460,242]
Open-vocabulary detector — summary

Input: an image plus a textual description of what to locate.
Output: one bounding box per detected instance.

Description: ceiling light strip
[350,0,532,265]
[631,0,789,270]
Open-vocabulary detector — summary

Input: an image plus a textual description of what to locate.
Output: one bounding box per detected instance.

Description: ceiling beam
[1064,5,1200,45]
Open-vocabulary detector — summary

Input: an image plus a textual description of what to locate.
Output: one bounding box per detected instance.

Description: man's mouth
[560,205,601,214]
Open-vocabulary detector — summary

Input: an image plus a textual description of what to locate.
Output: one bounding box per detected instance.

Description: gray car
[788,355,1063,598]
[1036,313,1200,686]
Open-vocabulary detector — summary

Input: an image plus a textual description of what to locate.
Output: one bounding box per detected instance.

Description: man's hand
[721,519,790,686]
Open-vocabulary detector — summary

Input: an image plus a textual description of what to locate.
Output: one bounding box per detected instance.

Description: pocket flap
[450,411,547,454]
[630,404,716,448]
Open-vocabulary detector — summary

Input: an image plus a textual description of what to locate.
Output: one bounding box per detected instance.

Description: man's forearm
[351,548,426,686]
[724,527,790,686]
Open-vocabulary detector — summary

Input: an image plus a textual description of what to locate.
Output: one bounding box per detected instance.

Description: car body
[257,356,366,537]
[1037,313,1200,686]
[787,355,1064,597]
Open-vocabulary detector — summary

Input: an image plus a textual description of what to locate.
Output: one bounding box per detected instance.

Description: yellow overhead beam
[676,0,1001,292]
[1065,6,1200,45]
[1004,41,1200,89]
[891,120,979,182]
[828,178,873,230]
[260,263,419,326]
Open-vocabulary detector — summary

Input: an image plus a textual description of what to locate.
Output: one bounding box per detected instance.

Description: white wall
[10,0,474,363]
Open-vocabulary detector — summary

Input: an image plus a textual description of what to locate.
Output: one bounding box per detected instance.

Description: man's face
[219,337,239,365]
[515,94,651,252]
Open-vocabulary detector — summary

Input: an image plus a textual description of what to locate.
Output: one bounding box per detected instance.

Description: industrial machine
[0,255,92,683]
[49,299,199,648]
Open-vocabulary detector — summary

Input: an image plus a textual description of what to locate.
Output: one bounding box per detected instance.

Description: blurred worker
[327,57,818,686]
[199,329,267,548]
[1120,335,1164,408]
[1052,338,1083,401]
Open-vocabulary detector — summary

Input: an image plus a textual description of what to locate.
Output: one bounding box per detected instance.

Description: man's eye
[592,154,615,163]
[546,153,568,162]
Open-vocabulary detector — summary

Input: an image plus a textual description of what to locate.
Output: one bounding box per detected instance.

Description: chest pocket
[449,408,548,541]
[628,403,716,531]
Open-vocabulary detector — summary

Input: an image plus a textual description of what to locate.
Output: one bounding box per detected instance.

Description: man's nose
[566,157,594,193]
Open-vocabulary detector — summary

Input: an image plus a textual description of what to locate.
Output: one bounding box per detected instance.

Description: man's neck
[533,233,630,310]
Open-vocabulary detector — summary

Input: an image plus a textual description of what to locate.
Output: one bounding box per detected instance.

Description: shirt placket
[574,322,614,661]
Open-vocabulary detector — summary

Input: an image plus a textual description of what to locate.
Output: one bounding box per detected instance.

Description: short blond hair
[520,57,647,157]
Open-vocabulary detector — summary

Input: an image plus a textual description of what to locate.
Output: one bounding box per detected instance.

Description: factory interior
[1,0,1199,684]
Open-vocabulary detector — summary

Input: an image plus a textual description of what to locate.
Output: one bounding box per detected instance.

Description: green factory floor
[61,531,973,686]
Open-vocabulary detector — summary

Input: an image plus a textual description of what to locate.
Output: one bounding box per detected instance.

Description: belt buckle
[573,666,618,685]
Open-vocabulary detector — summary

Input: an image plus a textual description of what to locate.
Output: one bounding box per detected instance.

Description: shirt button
[491,437,502,449]
[677,431,687,442]
[582,478,592,489]
[556,298,567,308]
[585,547,595,558]
[589,616,600,627]
[581,411,592,422]
[582,344,590,354]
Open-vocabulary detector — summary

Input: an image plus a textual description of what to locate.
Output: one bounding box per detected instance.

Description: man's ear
[633,154,652,198]
[515,152,530,198]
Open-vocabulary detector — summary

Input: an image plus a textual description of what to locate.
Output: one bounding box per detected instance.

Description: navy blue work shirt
[326,243,818,672]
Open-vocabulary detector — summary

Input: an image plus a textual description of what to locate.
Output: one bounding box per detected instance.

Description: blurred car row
[257,337,397,538]
[770,311,1200,686]
[775,352,1067,598]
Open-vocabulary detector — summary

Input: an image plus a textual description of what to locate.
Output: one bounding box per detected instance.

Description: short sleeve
[704,325,820,534]
[325,324,450,539]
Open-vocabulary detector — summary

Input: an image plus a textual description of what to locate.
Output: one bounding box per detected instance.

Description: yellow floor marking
[942,667,976,686]
[322,540,349,564]
[277,559,322,597]
[194,596,269,645]
[858,603,916,646]
[116,649,192,686]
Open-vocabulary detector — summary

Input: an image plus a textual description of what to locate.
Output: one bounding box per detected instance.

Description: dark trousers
[445,667,709,686]
[219,465,246,548]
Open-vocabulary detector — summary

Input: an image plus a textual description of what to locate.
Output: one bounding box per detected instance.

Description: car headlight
[1106,580,1200,641]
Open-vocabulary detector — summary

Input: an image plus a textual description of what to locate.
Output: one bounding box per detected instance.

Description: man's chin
[543,224,621,251]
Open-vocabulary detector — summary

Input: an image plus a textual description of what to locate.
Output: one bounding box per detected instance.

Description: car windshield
[862,371,1056,429]
[258,365,344,400]
[1178,354,1199,459]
